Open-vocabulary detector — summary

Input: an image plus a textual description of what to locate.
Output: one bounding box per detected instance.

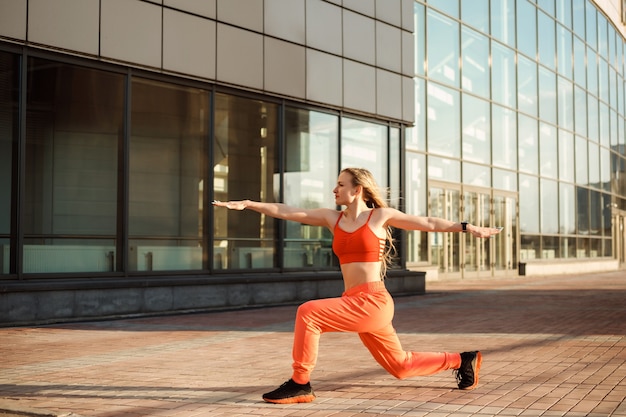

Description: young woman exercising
[213,167,502,404]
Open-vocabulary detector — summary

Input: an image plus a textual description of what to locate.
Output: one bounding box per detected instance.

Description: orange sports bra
[332,210,386,265]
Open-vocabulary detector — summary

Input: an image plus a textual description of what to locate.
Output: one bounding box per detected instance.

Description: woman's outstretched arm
[212,200,337,228]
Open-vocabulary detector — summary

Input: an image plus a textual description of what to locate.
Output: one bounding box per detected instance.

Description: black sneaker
[455,351,482,390]
[262,379,316,404]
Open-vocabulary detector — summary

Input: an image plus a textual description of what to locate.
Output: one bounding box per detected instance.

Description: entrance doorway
[429,183,518,279]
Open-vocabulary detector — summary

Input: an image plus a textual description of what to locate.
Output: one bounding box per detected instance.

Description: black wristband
[461,221,468,232]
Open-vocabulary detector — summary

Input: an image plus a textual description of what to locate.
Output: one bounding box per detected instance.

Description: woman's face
[333,171,360,206]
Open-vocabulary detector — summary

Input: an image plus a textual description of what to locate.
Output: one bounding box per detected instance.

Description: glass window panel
[0,52,18,275]
[573,36,587,88]
[462,94,490,164]
[609,69,617,110]
[600,146,610,192]
[610,108,618,147]
[576,237,589,257]
[341,118,388,186]
[461,0,488,33]
[538,67,557,125]
[407,77,426,151]
[428,156,460,183]
[462,162,490,187]
[427,10,459,87]
[427,83,460,158]
[491,41,516,108]
[613,154,626,196]
[213,94,278,270]
[585,1,597,50]
[540,178,558,233]
[557,24,573,79]
[491,0,515,46]
[24,58,124,273]
[541,236,559,259]
[520,234,540,260]
[599,102,610,148]
[519,174,539,233]
[492,104,517,169]
[575,135,588,185]
[588,94,599,143]
[517,0,537,59]
[461,27,490,98]
[130,78,208,272]
[538,11,556,70]
[427,0,459,18]
[518,114,538,174]
[415,3,425,76]
[518,55,538,116]
[589,190,603,236]
[576,186,589,235]
[598,58,609,104]
[282,108,338,269]
[558,130,575,182]
[537,0,555,16]
[557,76,574,131]
[588,141,600,188]
[597,12,608,59]
[556,0,572,28]
[587,48,598,97]
[406,152,428,263]
[559,182,575,234]
[539,123,557,178]
[574,85,587,136]
[572,0,585,38]
[492,168,517,191]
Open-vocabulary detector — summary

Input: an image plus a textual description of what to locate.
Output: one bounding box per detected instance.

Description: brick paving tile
[1,271,625,417]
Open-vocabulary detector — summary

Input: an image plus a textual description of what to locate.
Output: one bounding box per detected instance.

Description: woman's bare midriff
[340,261,383,291]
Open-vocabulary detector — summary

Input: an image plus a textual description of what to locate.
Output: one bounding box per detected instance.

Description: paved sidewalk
[1,271,625,417]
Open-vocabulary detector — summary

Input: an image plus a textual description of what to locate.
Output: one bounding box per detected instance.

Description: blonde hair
[341,167,396,278]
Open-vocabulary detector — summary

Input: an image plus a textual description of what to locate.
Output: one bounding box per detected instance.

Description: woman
[213,167,501,404]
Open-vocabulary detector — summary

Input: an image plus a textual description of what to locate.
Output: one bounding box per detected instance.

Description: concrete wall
[0,270,425,326]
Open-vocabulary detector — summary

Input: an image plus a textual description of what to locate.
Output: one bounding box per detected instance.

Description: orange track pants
[291,281,461,384]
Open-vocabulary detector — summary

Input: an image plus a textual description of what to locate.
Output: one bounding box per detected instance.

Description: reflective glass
[24,58,124,273]
[427,10,459,87]
[556,0,572,28]
[427,83,460,158]
[540,178,558,233]
[282,108,338,269]
[341,118,388,187]
[519,174,539,234]
[598,58,609,104]
[213,94,278,270]
[539,123,557,179]
[406,152,428,263]
[492,168,517,192]
[572,0,585,38]
[538,11,556,70]
[588,95,599,142]
[518,55,538,116]
[492,41,516,108]
[573,36,587,88]
[541,236,559,259]
[613,154,626,196]
[599,102,610,148]
[461,0,488,32]
[461,27,489,98]
[537,0,555,16]
[558,130,575,183]
[559,182,576,234]
[597,14,608,59]
[518,114,538,175]
[0,52,18,275]
[585,1,597,50]
[589,190,603,236]
[517,0,537,59]
[129,78,208,272]
[538,67,557,125]
[557,24,573,79]
[462,162,490,187]
[428,156,460,183]
[520,234,540,260]
[575,135,589,185]
[610,108,618,147]
[600,147,610,193]
[587,48,598,97]
[415,3,425,76]
[406,77,426,151]
[427,0,459,18]
[492,104,517,170]
[588,142,600,187]
[574,85,588,136]
[462,94,490,164]
[558,76,574,131]
[490,0,515,46]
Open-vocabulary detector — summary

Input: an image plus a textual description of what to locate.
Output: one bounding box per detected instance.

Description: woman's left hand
[468,225,504,239]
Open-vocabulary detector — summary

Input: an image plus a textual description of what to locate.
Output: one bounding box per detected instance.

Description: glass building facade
[406,0,626,278]
[0,0,625,323]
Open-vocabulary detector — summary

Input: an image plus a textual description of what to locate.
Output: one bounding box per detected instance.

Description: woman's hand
[468,225,504,239]
[212,200,248,210]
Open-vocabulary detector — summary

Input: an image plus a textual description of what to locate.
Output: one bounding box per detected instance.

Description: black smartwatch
[461,221,468,232]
